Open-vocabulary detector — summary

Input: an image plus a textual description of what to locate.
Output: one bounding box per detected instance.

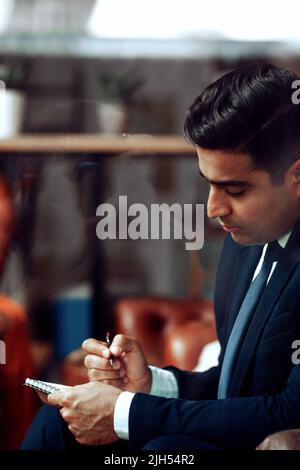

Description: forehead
[196,147,256,181]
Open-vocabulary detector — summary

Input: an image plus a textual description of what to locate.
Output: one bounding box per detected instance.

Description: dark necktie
[217,241,283,399]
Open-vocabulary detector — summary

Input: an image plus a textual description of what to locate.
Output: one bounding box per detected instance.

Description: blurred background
[0,0,300,448]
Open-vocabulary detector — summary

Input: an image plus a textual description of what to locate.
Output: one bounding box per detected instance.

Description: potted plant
[97,69,144,134]
[0,59,30,138]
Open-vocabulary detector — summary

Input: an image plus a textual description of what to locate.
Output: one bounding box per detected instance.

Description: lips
[220,224,241,233]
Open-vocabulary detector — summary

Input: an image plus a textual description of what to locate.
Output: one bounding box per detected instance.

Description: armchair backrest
[115,296,216,369]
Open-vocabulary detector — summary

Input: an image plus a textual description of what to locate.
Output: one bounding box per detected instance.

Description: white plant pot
[0,89,26,138]
[97,102,126,134]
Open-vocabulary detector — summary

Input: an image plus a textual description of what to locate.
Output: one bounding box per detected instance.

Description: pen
[106,331,114,367]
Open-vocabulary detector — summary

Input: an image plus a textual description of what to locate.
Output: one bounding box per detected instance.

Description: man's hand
[47,381,121,446]
[82,335,152,393]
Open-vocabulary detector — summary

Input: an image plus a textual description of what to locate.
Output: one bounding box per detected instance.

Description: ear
[290,159,300,195]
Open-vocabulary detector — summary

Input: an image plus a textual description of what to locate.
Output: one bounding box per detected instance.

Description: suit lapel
[228,230,300,397]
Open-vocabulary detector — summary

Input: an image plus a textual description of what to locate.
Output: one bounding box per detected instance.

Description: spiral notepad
[24,378,70,395]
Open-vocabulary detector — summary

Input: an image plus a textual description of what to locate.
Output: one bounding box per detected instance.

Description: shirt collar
[278,231,292,249]
[260,230,291,262]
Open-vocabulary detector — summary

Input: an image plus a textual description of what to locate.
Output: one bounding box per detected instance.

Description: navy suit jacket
[129,220,300,449]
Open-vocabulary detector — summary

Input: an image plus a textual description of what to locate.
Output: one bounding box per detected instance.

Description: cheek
[234,199,265,222]
[243,191,294,232]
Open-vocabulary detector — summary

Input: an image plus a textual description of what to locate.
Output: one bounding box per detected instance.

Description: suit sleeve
[128,363,300,450]
[165,365,220,400]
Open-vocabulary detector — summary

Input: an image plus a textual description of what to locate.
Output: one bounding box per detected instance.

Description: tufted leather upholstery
[61,296,217,386]
[115,296,217,369]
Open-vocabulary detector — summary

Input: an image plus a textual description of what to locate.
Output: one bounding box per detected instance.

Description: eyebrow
[198,169,249,187]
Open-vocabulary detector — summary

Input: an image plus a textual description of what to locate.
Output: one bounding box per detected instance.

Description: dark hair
[184,63,300,183]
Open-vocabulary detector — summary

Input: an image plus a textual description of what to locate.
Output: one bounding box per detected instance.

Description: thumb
[110,334,139,357]
[47,391,65,408]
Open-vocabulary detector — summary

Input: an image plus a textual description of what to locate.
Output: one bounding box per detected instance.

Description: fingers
[82,335,139,359]
[86,365,125,380]
[84,352,126,384]
[87,367,128,385]
[82,338,110,357]
[82,335,142,388]
[84,353,121,371]
[110,334,139,357]
[82,338,120,365]
[68,423,78,436]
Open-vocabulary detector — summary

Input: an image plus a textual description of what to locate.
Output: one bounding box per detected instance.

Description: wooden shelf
[0,33,284,59]
[0,134,195,155]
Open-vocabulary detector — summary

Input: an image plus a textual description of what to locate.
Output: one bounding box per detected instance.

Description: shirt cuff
[113,367,178,440]
[114,391,135,440]
[149,365,179,398]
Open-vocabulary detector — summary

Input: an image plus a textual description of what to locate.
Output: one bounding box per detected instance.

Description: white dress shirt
[113,232,291,440]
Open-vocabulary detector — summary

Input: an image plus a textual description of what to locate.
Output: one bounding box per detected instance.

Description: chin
[230,232,257,246]
[231,232,268,246]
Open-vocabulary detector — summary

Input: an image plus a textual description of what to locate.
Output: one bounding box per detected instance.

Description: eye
[225,189,246,197]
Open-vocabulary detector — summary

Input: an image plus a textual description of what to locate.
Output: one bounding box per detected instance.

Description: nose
[207,186,232,220]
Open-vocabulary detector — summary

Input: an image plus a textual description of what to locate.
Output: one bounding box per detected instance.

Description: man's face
[197,147,300,245]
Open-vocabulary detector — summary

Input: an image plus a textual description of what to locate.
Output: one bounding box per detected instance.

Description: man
[21,63,300,450]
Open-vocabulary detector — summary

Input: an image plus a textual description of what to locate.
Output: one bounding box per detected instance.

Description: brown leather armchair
[0,297,37,449]
[61,295,217,385]
[256,429,300,450]
[115,296,217,369]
